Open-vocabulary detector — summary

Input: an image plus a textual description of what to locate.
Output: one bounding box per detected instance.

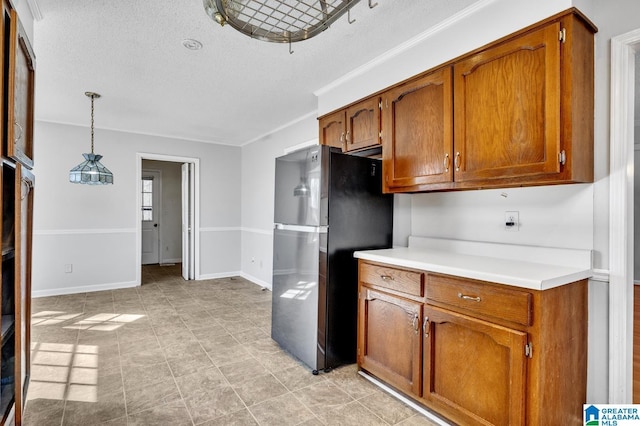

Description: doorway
[136,153,200,284]
[141,169,162,265]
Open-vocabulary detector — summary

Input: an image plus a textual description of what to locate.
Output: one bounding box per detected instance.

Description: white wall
[142,160,182,263]
[240,115,317,288]
[33,121,241,296]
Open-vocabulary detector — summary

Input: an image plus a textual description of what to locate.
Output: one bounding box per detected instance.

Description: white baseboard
[239,272,272,290]
[33,271,272,297]
[32,280,139,298]
[160,258,181,264]
[197,271,242,281]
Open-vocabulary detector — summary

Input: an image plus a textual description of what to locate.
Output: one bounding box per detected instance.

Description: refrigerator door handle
[274,223,328,233]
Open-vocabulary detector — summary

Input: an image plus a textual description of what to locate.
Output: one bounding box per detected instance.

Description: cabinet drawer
[360,262,424,297]
[426,274,532,326]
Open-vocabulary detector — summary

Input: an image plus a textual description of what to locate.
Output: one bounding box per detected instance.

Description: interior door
[181,163,195,280]
[141,170,160,265]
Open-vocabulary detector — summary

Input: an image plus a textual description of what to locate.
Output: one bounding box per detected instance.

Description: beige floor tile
[219,360,270,385]
[26,265,431,426]
[174,366,228,398]
[62,389,126,425]
[232,373,289,406]
[167,352,214,378]
[127,399,193,426]
[23,403,64,426]
[315,400,387,426]
[293,381,354,416]
[119,335,161,355]
[183,384,245,424]
[249,393,316,426]
[121,362,174,393]
[272,363,326,392]
[358,387,418,424]
[197,408,258,425]
[125,378,182,415]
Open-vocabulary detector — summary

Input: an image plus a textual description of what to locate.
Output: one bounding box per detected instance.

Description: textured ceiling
[34,0,480,146]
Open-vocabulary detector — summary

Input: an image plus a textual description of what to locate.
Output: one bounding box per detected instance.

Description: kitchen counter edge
[354,247,593,291]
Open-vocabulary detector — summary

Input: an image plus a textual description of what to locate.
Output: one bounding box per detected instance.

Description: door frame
[141,169,162,265]
[609,28,640,403]
[136,153,200,283]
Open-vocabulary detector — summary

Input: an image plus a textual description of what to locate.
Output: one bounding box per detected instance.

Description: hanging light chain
[85,91,101,154]
[90,94,95,154]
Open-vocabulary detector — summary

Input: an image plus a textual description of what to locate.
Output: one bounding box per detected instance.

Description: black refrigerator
[271,145,393,373]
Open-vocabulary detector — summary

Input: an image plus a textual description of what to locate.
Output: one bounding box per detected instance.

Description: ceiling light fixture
[69,92,114,185]
[203,0,377,52]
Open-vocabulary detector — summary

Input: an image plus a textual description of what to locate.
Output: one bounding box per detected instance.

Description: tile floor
[24,264,440,425]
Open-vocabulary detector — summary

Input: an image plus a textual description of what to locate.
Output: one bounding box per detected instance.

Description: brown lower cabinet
[357,260,587,426]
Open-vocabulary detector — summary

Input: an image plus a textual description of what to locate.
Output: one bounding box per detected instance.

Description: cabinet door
[423,305,527,426]
[6,11,35,169]
[453,22,561,183]
[345,97,380,152]
[382,67,453,192]
[319,110,346,150]
[14,164,32,424]
[358,286,422,396]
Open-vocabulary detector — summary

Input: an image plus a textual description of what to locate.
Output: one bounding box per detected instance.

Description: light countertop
[354,238,593,291]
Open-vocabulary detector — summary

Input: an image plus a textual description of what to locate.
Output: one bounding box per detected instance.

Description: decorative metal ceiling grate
[210,0,366,43]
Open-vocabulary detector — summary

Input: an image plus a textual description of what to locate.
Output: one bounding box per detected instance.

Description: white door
[182,163,195,280]
[141,170,161,265]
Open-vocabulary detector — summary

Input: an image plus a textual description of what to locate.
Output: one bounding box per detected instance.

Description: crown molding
[26,0,43,21]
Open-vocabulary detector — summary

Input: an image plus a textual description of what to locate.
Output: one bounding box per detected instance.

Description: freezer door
[271,226,323,370]
[274,146,323,227]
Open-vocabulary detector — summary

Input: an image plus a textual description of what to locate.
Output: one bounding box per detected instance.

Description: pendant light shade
[69,92,113,185]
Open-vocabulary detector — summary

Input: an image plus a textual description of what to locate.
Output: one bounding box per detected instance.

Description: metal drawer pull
[443,153,450,172]
[454,151,461,171]
[458,293,481,302]
[412,314,419,334]
[423,316,430,338]
[380,275,394,281]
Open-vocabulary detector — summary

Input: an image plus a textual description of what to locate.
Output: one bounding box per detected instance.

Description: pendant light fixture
[69,92,114,185]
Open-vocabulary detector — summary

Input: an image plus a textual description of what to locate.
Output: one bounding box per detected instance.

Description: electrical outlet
[505,211,519,231]
[64,264,73,273]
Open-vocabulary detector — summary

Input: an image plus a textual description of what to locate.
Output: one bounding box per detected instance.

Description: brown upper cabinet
[321,8,596,193]
[318,109,345,150]
[345,96,381,152]
[452,12,595,189]
[319,95,381,153]
[381,67,453,193]
[6,10,35,170]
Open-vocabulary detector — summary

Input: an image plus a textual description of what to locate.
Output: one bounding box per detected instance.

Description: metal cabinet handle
[339,132,344,143]
[423,316,430,337]
[454,152,461,171]
[412,314,419,334]
[458,292,481,303]
[380,275,394,281]
[14,121,23,143]
[345,131,350,143]
[443,153,450,172]
[21,178,33,200]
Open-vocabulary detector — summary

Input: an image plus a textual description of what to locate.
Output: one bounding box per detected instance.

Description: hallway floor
[24,265,439,425]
